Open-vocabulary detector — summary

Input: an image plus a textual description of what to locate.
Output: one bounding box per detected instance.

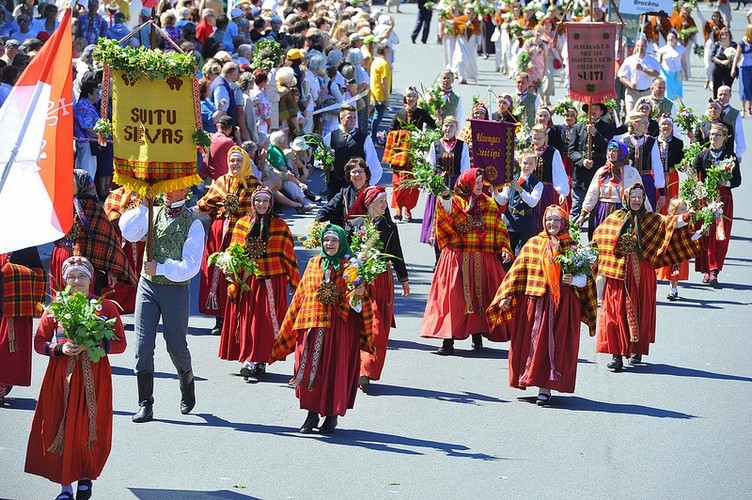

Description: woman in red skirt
[487,205,597,405]
[218,186,300,378]
[25,257,126,500]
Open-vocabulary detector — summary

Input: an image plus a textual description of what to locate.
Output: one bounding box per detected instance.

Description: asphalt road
[3,5,752,499]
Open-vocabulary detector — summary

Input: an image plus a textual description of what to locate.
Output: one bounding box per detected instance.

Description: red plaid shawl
[435,195,512,254]
[270,256,375,363]
[486,234,597,335]
[230,215,300,287]
[102,187,141,222]
[593,210,700,280]
[197,173,261,229]
[2,262,45,317]
[382,130,411,169]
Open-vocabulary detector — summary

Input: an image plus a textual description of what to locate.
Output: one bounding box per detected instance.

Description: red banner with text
[566,23,617,104]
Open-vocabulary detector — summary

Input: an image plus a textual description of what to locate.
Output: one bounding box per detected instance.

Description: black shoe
[702,273,710,284]
[304,190,321,202]
[252,363,266,377]
[319,416,338,434]
[179,371,196,414]
[536,393,552,406]
[55,492,74,500]
[240,364,254,380]
[210,317,223,336]
[607,356,623,372]
[300,411,319,434]
[411,36,416,43]
[628,354,643,365]
[709,271,719,288]
[133,372,154,422]
[132,404,153,423]
[359,375,370,391]
[76,479,92,500]
[666,291,679,301]
[471,333,484,351]
[436,339,454,355]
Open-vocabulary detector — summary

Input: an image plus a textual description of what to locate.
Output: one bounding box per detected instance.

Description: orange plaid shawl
[593,209,701,280]
[102,187,141,222]
[382,129,411,169]
[435,195,512,254]
[230,215,300,288]
[197,173,261,228]
[2,262,45,318]
[270,256,375,363]
[486,234,598,335]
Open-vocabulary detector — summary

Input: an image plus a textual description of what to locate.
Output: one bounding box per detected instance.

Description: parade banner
[567,23,617,104]
[617,0,673,16]
[470,119,515,187]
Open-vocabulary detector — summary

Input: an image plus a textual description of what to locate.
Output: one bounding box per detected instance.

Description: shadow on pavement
[110,366,208,381]
[1,397,37,411]
[554,396,695,419]
[129,488,259,499]
[634,363,752,383]
[364,383,506,405]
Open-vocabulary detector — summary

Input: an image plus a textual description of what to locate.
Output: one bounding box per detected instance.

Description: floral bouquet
[342,229,388,307]
[679,157,734,236]
[304,133,335,180]
[394,124,447,196]
[553,98,576,117]
[675,140,706,176]
[417,81,444,122]
[555,221,599,276]
[208,242,260,293]
[47,287,117,363]
[299,220,328,249]
[678,25,698,45]
[516,51,531,73]
[514,122,532,153]
[675,102,698,134]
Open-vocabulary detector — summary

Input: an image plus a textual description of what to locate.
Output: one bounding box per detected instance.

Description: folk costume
[420,169,513,350]
[323,127,383,201]
[25,257,126,490]
[219,187,301,375]
[625,130,665,211]
[531,142,570,233]
[655,117,685,214]
[101,187,144,314]
[487,206,597,399]
[196,146,261,331]
[270,225,375,433]
[592,184,701,369]
[495,173,542,256]
[0,247,45,403]
[348,186,409,384]
[450,12,482,83]
[50,170,134,295]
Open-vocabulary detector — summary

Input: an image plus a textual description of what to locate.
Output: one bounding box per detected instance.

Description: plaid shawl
[2,262,45,317]
[593,209,700,280]
[486,234,598,335]
[435,195,512,254]
[102,187,141,222]
[270,256,375,363]
[56,199,136,285]
[197,173,261,229]
[382,129,411,168]
[230,215,301,287]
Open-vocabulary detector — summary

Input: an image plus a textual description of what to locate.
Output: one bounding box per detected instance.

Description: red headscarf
[349,185,386,216]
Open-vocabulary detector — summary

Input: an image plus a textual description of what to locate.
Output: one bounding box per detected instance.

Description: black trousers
[412,8,432,43]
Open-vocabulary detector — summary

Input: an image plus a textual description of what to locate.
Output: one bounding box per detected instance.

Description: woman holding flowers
[487,205,597,406]
[196,146,261,335]
[691,123,742,287]
[690,100,735,157]
[270,224,374,435]
[383,86,437,222]
[348,186,410,390]
[420,168,513,355]
[25,256,126,500]
[218,187,300,378]
[592,184,701,371]
[450,4,482,84]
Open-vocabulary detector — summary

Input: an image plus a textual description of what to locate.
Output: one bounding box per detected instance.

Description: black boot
[179,370,196,414]
[132,372,154,423]
[211,317,223,336]
[319,415,338,434]
[300,411,319,434]
[471,333,484,351]
[436,339,454,355]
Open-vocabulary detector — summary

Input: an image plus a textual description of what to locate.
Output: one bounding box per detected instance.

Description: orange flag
[0,8,74,253]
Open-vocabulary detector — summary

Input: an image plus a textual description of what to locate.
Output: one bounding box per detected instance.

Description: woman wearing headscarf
[592,183,701,371]
[692,123,741,288]
[270,224,375,435]
[49,170,134,295]
[487,205,597,405]
[0,246,45,405]
[383,86,437,222]
[655,115,685,215]
[348,186,410,390]
[196,146,261,335]
[218,187,300,378]
[315,157,380,230]
[25,256,126,500]
[690,99,735,157]
[420,168,513,355]
[577,140,644,240]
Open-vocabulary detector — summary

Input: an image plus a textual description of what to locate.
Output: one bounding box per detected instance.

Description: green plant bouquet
[251,39,283,71]
[417,81,444,122]
[92,38,196,83]
[675,103,699,134]
[555,221,599,276]
[299,220,328,249]
[343,228,388,307]
[208,242,260,292]
[516,51,531,73]
[47,288,118,362]
[675,141,706,176]
[679,157,735,236]
[304,133,334,180]
[393,124,446,196]
[553,98,576,117]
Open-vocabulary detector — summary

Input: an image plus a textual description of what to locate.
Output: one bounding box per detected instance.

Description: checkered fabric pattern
[197,173,261,229]
[435,195,512,254]
[382,130,411,168]
[270,256,375,363]
[102,187,140,222]
[230,216,301,287]
[114,158,197,185]
[2,263,45,317]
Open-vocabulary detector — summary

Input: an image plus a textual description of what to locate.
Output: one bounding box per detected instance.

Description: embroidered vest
[534,146,556,183]
[433,139,464,183]
[144,207,195,286]
[330,128,366,184]
[724,106,739,128]
[627,136,656,174]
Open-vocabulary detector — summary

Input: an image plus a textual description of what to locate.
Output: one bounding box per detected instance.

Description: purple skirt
[532,183,558,233]
[420,194,437,245]
[640,173,657,210]
[591,200,619,234]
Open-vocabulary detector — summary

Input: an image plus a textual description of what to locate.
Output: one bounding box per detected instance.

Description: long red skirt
[0,317,33,387]
[390,171,420,211]
[219,275,290,364]
[596,259,657,357]
[656,260,689,281]
[25,356,114,485]
[532,183,558,233]
[360,268,396,381]
[508,291,583,393]
[659,170,680,215]
[198,218,231,316]
[695,186,733,273]
[100,240,144,314]
[420,248,509,341]
[294,312,361,417]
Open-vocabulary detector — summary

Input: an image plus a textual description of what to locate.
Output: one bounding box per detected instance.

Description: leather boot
[300,411,319,434]
[319,415,338,434]
[471,333,484,350]
[132,372,154,423]
[179,370,195,414]
[436,339,454,356]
